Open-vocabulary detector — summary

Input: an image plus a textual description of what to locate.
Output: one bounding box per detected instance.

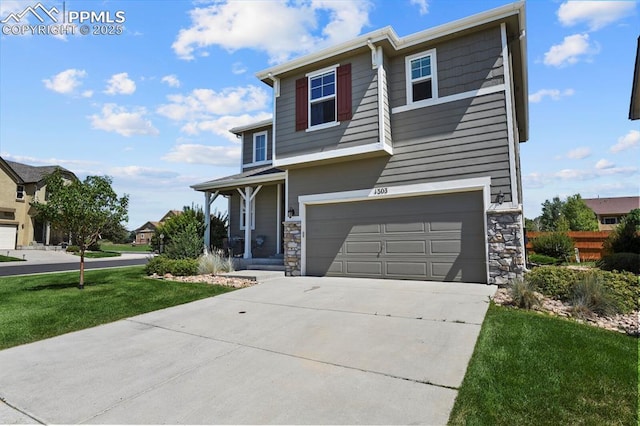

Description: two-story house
[0,156,77,249]
[192,2,528,285]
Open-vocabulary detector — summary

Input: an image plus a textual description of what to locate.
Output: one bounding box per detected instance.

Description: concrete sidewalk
[0,276,496,424]
[0,249,151,265]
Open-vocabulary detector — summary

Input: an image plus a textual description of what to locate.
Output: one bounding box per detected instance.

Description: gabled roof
[134,221,160,233]
[255,1,528,140]
[229,118,273,136]
[0,156,76,184]
[191,165,285,192]
[583,197,640,216]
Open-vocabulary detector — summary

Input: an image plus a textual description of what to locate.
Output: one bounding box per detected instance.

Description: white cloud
[555,166,637,180]
[104,72,136,95]
[89,104,159,137]
[157,86,270,121]
[181,112,273,142]
[109,165,179,180]
[172,0,371,63]
[409,0,429,15]
[232,62,247,75]
[81,90,93,98]
[557,1,636,31]
[610,129,640,153]
[543,33,598,67]
[529,88,575,103]
[161,74,181,88]
[595,159,615,169]
[566,147,591,160]
[162,144,241,165]
[42,69,87,95]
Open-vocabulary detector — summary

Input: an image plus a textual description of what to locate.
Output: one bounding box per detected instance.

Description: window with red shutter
[295,77,308,131]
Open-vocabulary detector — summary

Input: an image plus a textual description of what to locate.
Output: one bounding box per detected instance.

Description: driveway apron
[0,276,496,425]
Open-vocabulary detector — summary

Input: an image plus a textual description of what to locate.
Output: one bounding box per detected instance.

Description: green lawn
[449,304,638,425]
[0,254,24,262]
[0,267,234,350]
[100,242,152,252]
[73,251,122,258]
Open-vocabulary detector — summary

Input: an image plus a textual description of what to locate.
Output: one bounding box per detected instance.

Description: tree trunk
[79,251,85,289]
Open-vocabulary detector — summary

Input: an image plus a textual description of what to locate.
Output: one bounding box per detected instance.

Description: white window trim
[307,65,338,131]
[239,198,256,230]
[252,131,268,164]
[405,48,438,106]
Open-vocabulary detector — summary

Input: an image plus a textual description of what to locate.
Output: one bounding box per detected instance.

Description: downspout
[266,73,279,164]
[367,39,378,69]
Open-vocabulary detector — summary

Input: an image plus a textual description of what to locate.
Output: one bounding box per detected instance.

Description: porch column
[237,185,262,259]
[276,183,282,254]
[203,190,219,253]
[45,222,51,246]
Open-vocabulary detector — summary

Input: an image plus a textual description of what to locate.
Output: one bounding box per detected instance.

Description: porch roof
[191,166,285,192]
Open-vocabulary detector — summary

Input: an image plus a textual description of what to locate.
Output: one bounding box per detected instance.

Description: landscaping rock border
[492,288,639,336]
[150,273,256,289]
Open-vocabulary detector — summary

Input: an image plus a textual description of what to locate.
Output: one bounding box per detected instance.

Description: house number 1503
[373,187,388,195]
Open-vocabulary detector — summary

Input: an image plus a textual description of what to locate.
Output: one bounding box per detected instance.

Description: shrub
[145,255,198,276]
[508,278,540,309]
[198,250,235,275]
[570,273,617,317]
[525,266,638,314]
[603,208,640,255]
[530,232,574,260]
[66,245,80,253]
[525,266,578,300]
[596,253,640,274]
[163,222,204,260]
[528,253,559,265]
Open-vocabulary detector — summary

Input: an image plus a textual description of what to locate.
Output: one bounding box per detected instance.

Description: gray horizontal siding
[389,25,504,109]
[275,52,379,159]
[242,127,273,169]
[288,91,512,205]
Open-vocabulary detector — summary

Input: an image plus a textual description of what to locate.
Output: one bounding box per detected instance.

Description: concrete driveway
[0,276,496,425]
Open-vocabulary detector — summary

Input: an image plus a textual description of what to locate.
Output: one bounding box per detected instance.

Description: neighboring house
[583,197,640,231]
[0,156,77,249]
[133,210,182,245]
[630,36,639,120]
[133,221,160,245]
[192,2,529,284]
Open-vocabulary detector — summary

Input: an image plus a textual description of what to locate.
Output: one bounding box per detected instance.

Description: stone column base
[487,210,525,285]
[283,221,301,276]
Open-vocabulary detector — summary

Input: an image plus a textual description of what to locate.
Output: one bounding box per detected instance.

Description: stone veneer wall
[487,210,526,285]
[283,220,301,276]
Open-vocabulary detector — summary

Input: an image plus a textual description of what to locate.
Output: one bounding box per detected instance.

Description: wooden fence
[526,231,612,260]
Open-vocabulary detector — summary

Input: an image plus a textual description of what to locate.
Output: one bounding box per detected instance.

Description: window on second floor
[309,70,336,127]
[296,63,352,132]
[253,131,267,163]
[405,49,438,105]
[16,185,24,200]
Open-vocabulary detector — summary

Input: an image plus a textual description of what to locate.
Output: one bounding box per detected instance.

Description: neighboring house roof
[191,165,285,192]
[134,221,160,233]
[256,1,528,141]
[0,156,76,184]
[583,197,640,216]
[630,36,640,120]
[159,210,182,222]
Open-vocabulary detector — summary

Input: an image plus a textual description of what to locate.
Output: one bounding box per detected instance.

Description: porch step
[220,270,285,282]
[245,264,285,271]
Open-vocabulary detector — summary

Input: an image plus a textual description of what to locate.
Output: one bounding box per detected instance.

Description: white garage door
[0,224,17,250]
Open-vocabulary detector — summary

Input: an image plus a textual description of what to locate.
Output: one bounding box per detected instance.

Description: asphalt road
[0,257,149,277]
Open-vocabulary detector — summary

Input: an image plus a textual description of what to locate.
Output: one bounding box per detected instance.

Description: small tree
[539,196,564,231]
[32,170,129,289]
[603,208,640,254]
[154,205,205,259]
[561,194,598,231]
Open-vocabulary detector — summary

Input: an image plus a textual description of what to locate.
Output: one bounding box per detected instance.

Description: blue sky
[1,0,638,229]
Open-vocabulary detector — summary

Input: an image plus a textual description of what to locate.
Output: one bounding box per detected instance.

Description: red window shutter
[337,63,352,121]
[295,77,308,131]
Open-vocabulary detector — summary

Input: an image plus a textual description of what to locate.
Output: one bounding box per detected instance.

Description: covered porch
[191,166,286,260]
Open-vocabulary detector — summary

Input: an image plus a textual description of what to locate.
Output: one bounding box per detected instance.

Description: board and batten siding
[228,184,280,257]
[242,127,273,171]
[275,51,380,159]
